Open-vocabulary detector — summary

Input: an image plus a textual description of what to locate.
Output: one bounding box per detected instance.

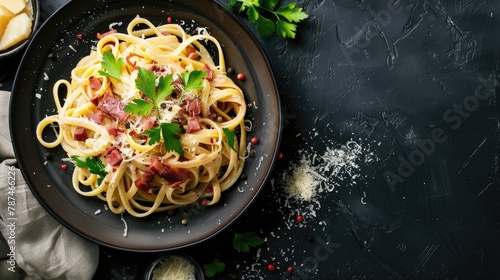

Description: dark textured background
[2,0,500,279]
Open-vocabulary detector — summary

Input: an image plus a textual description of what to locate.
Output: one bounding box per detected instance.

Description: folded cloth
[0,91,99,279]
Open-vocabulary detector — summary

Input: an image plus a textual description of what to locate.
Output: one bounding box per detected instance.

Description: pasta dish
[36,17,247,218]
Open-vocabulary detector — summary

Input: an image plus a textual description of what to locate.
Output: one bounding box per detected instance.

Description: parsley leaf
[179,70,207,101]
[204,258,225,277]
[233,231,265,253]
[124,99,155,116]
[98,52,124,80]
[124,67,174,118]
[223,127,236,152]
[135,67,157,100]
[144,123,183,156]
[70,156,107,185]
[227,0,308,39]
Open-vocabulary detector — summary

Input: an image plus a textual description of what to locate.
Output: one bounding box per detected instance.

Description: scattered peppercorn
[237,73,245,81]
[181,219,188,225]
[287,266,293,273]
[296,215,303,222]
[240,173,247,180]
[227,67,234,74]
[267,263,275,272]
[230,273,238,280]
[44,152,52,159]
[47,184,52,188]
[167,208,176,217]
[305,235,314,242]
[250,137,259,145]
[60,164,67,170]
[277,152,283,159]
[76,34,83,40]
[167,16,172,23]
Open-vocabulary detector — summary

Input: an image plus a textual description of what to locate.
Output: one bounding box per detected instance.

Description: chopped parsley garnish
[227,0,309,39]
[98,51,124,80]
[70,156,107,185]
[233,231,265,253]
[204,258,226,277]
[223,127,236,152]
[144,123,184,156]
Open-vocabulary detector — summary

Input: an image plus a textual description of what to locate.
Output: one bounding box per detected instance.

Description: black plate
[10,0,281,252]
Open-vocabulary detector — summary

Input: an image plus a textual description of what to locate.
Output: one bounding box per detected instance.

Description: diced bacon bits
[105,146,123,166]
[89,76,102,90]
[237,73,245,81]
[73,127,88,141]
[203,64,214,82]
[134,172,155,194]
[149,155,191,183]
[97,93,130,124]
[97,29,117,39]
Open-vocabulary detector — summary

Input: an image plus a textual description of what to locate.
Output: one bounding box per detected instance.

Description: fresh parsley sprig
[203,258,226,278]
[144,123,184,156]
[124,67,174,119]
[70,156,107,185]
[233,231,265,253]
[98,52,124,80]
[227,0,309,39]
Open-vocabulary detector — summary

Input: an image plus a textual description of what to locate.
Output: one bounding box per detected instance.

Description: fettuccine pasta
[36,17,247,218]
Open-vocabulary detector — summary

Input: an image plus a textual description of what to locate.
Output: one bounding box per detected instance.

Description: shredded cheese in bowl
[145,254,204,280]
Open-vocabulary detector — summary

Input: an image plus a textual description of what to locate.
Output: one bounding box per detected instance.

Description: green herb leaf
[161,122,183,155]
[144,123,183,156]
[125,67,174,118]
[135,67,157,100]
[98,52,123,80]
[223,127,236,152]
[261,0,279,10]
[233,232,265,253]
[227,0,308,39]
[256,16,276,39]
[203,258,225,277]
[178,69,207,101]
[157,74,174,101]
[124,99,155,116]
[276,2,309,23]
[70,156,107,185]
[182,70,207,92]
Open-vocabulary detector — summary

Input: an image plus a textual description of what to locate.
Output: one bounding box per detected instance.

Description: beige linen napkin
[0,90,99,279]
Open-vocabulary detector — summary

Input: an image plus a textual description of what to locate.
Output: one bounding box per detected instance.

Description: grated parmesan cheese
[152,255,196,280]
[283,163,319,201]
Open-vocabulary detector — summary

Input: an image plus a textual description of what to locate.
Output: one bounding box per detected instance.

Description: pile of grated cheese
[283,160,321,201]
[152,255,196,280]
